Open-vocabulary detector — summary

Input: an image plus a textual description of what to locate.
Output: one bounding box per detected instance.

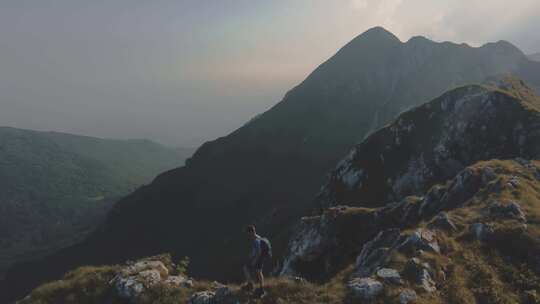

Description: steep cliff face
[6,28,540,302]
[318,77,540,208]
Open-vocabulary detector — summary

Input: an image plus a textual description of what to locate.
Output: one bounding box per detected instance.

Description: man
[243,225,271,298]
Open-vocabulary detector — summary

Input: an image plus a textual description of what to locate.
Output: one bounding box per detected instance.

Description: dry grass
[19,265,119,304]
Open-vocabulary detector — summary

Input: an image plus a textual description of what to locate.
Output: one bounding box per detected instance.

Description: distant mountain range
[5,27,540,302]
[0,126,193,280]
[529,52,540,62]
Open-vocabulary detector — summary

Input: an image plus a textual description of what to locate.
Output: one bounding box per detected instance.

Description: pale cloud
[350,0,368,10]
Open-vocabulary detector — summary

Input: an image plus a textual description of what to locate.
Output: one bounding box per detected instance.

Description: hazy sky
[1,0,539,147]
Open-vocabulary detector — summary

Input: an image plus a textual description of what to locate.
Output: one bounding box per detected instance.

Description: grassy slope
[0,127,193,277]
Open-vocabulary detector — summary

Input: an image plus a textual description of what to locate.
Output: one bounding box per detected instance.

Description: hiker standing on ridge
[242,225,272,298]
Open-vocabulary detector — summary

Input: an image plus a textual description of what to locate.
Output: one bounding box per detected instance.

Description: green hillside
[0,126,193,278]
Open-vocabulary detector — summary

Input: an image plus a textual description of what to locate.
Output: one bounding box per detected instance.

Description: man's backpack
[259,237,272,258]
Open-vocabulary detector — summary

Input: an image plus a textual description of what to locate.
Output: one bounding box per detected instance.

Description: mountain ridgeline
[5,27,540,302]
[0,127,193,282]
[15,76,540,304]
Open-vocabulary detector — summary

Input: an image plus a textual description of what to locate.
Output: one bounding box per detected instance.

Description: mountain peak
[333,26,401,58]
[353,26,401,42]
[481,40,525,57]
[406,35,431,44]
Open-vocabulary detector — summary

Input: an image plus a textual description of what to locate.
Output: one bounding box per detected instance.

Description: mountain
[315,76,540,209]
[5,27,540,302]
[281,76,540,277]
[0,127,193,280]
[15,78,540,304]
[529,52,540,62]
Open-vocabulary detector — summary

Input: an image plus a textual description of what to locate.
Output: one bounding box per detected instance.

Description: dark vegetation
[0,127,193,282]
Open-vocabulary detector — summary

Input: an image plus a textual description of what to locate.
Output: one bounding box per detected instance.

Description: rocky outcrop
[318,78,540,208]
[487,201,526,221]
[348,277,384,300]
[112,258,192,302]
[376,268,402,285]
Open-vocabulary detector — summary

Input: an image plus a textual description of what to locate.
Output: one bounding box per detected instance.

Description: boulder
[507,176,520,188]
[214,285,233,302]
[399,229,440,254]
[348,278,384,300]
[112,259,189,301]
[190,291,215,304]
[115,276,145,299]
[376,268,402,284]
[399,289,417,304]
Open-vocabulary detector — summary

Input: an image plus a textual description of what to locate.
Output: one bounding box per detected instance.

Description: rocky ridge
[318,77,540,207]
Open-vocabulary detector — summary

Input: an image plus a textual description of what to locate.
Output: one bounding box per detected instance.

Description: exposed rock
[398,229,440,254]
[115,276,145,300]
[403,258,436,293]
[348,277,384,300]
[399,289,418,304]
[114,262,167,300]
[470,222,494,241]
[279,215,330,276]
[319,79,540,210]
[189,291,215,304]
[214,285,233,302]
[163,275,192,287]
[120,260,169,278]
[376,268,402,284]
[428,212,457,232]
[418,269,437,293]
[507,176,520,188]
[112,259,188,301]
[488,201,526,222]
[481,166,497,185]
[355,229,402,277]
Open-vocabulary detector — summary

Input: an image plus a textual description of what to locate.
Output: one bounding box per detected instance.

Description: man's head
[245,225,256,239]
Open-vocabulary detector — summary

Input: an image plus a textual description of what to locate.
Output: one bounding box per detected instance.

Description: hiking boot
[241,282,254,292]
[254,288,266,298]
